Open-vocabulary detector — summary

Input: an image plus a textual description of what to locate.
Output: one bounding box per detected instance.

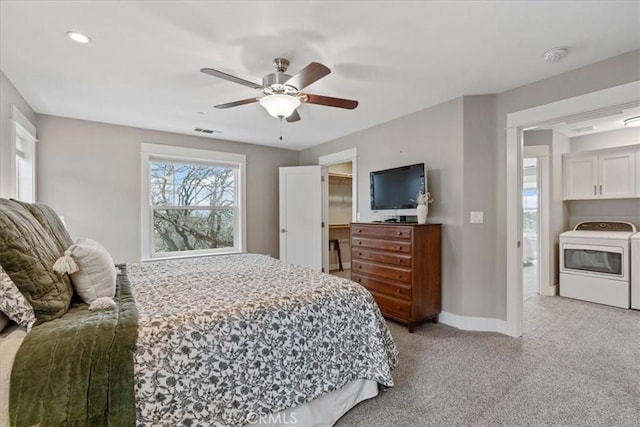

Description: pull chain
[279,117,283,141]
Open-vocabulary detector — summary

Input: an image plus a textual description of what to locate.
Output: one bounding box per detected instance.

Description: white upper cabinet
[564,155,598,199]
[599,150,636,198]
[563,145,638,200]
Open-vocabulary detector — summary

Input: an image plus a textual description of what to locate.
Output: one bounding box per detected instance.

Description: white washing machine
[632,232,640,310]
[559,221,636,308]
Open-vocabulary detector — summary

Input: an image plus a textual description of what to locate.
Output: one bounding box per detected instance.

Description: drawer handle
[395,289,401,294]
[358,265,362,269]
[398,246,402,250]
[397,231,402,235]
[358,252,362,256]
[396,305,402,311]
[358,241,362,245]
[398,258,403,263]
[398,274,403,279]
[356,278,362,283]
[357,229,362,233]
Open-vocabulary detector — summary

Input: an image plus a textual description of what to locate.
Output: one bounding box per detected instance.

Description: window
[8,106,37,202]
[15,132,36,202]
[141,143,246,260]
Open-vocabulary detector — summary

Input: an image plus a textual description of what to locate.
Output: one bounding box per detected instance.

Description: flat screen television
[370,163,425,212]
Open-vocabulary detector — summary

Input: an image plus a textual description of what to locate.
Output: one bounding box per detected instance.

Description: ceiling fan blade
[201,68,262,90]
[284,62,331,91]
[286,109,301,122]
[214,97,259,109]
[303,94,359,110]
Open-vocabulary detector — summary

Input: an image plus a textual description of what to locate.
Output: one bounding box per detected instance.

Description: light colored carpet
[523,262,538,300]
[336,295,640,426]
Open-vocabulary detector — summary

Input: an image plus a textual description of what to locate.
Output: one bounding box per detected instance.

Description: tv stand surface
[382,218,418,224]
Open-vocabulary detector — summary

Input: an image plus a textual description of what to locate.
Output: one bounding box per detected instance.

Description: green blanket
[10,265,138,427]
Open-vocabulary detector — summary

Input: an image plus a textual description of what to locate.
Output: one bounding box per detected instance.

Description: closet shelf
[328,172,352,184]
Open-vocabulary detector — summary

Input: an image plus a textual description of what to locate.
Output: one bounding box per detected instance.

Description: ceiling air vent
[194,128,222,134]
[571,126,595,133]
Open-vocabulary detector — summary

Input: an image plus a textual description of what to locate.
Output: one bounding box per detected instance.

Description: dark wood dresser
[350,222,441,332]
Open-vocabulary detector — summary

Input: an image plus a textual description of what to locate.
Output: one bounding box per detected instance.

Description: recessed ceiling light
[543,47,568,63]
[624,116,640,127]
[67,31,90,44]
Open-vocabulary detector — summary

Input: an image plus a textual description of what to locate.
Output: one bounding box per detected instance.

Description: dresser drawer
[352,273,412,300]
[369,291,411,320]
[351,237,412,253]
[351,224,412,240]
[352,260,412,283]
[352,248,412,268]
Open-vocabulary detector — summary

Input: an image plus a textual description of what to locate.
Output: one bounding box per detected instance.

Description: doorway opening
[505,81,639,337]
[328,162,353,279]
[318,147,358,279]
[522,157,540,299]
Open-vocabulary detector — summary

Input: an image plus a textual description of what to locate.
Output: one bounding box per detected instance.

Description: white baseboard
[329,261,351,271]
[540,284,558,297]
[439,311,509,335]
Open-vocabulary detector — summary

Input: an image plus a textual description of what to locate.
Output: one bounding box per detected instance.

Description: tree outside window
[150,161,236,255]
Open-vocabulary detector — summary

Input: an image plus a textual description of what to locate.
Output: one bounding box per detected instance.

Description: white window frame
[9,106,37,202]
[141,143,246,261]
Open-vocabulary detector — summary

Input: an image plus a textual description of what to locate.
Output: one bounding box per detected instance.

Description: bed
[0,198,398,427]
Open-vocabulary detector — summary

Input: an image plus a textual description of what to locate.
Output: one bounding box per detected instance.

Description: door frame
[505,80,640,337]
[523,146,552,296]
[319,148,358,222]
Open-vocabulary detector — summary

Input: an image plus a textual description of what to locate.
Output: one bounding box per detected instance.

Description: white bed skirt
[251,378,379,427]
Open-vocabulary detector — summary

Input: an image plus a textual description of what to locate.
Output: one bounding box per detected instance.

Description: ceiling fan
[200,58,358,122]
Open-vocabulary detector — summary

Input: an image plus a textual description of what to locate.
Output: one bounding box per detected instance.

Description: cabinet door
[564,155,598,200]
[599,150,636,199]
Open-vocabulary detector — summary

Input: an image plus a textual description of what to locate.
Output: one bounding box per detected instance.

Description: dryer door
[561,242,627,280]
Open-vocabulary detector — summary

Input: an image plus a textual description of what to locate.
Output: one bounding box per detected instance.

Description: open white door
[279,165,328,272]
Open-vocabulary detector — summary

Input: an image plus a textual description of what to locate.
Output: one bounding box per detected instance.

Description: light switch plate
[470,211,484,224]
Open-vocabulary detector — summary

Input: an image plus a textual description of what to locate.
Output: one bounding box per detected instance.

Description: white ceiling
[1,1,639,151]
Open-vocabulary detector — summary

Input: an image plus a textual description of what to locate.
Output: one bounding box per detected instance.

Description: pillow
[53,238,117,309]
[0,198,73,324]
[11,200,73,256]
[0,265,36,330]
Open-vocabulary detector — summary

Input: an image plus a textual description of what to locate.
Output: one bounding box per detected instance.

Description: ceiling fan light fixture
[623,116,640,127]
[259,94,301,119]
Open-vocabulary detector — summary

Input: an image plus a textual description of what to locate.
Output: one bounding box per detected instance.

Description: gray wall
[0,70,36,197]
[568,199,640,229]
[523,129,553,147]
[461,95,498,317]
[300,97,466,317]
[570,127,639,152]
[35,115,299,263]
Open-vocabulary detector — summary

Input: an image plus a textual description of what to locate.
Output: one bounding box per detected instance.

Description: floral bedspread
[127,253,398,426]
